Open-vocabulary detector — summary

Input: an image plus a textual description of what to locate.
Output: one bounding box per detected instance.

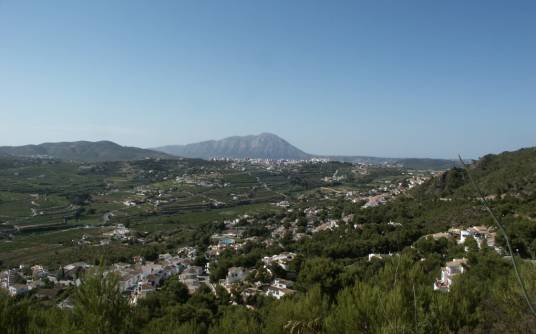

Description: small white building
[262,252,297,271]
[367,253,394,262]
[130,281,155,304]
[434,258,467,292]
[272,278,294,290]
[266,286,295,300]
[8,284,29,297]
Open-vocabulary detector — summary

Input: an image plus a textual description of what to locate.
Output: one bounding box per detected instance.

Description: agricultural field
[0,155,424,268]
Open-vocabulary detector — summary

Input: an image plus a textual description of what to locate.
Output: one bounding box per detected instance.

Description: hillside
[155,133,312,160]
[382,146,536,253]
[0,141,172,162]
[416,147,536,199]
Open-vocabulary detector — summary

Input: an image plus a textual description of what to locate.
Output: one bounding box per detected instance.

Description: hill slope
[417,147,536,198]
[344,146,536,257]
[0,141,172,162]
[155,133,312,160]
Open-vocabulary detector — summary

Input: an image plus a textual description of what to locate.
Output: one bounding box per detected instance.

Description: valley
[0,156,425,268]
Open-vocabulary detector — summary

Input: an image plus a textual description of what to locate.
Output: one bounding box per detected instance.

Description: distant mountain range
[154,133,457,169]
[0,141,171,162]
[0,134,457,169]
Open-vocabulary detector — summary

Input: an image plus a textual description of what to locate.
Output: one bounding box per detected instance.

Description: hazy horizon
[1,1,535,158]
[0,131,507,161]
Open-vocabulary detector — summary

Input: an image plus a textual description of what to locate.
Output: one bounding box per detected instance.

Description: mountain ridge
[0,134,457,169]
[155,133,311,160]
[154,133,456,169]
[0,140,172,162]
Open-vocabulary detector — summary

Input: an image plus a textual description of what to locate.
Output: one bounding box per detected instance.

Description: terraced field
[0,156,406,267]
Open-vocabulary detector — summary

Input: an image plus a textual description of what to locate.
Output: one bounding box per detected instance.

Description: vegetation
[1,251,535,333]
[1,147,536,333]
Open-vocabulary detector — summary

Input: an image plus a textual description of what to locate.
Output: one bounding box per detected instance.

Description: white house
[368,253,394,262]
[434,258,467,292]
[8,284,28,296]
[272,278,294,289]
[266,286,295,300]
[262,252,296,271]
[459,226,497,250]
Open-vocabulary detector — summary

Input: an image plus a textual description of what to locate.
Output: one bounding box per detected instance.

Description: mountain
[155,133,456,169]
[155,133,312,160]
[0,141,172,162]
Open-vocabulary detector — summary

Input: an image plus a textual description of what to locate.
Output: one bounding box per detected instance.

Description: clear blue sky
[1,0,535,158]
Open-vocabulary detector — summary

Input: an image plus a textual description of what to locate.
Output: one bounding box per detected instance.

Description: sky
[0,0,535,159]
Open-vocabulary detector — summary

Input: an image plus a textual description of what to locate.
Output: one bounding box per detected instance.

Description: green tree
[0,292,30,334]
[208,306,261,334]
[296,257,342,296]
[72,268,132,334]
[263,286,328,334]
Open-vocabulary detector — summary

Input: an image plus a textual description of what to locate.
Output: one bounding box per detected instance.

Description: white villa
[434,258,468,292]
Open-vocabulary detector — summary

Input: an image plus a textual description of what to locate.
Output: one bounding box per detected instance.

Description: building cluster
[338,172,432,209]
[3,203,493,313]
[2,206,309,307]
[110,251,208,304]
[216,256,298,301]
[425,225,501,254]
[426,225,502,293]
[454,226,499,252]
[102,224,132,241]
[1,262,90,298]
[69,224,147,247]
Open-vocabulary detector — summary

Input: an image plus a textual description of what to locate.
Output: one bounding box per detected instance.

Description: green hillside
[417,148,536,197]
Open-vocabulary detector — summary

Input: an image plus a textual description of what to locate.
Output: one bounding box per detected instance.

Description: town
[0,194,508,308]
